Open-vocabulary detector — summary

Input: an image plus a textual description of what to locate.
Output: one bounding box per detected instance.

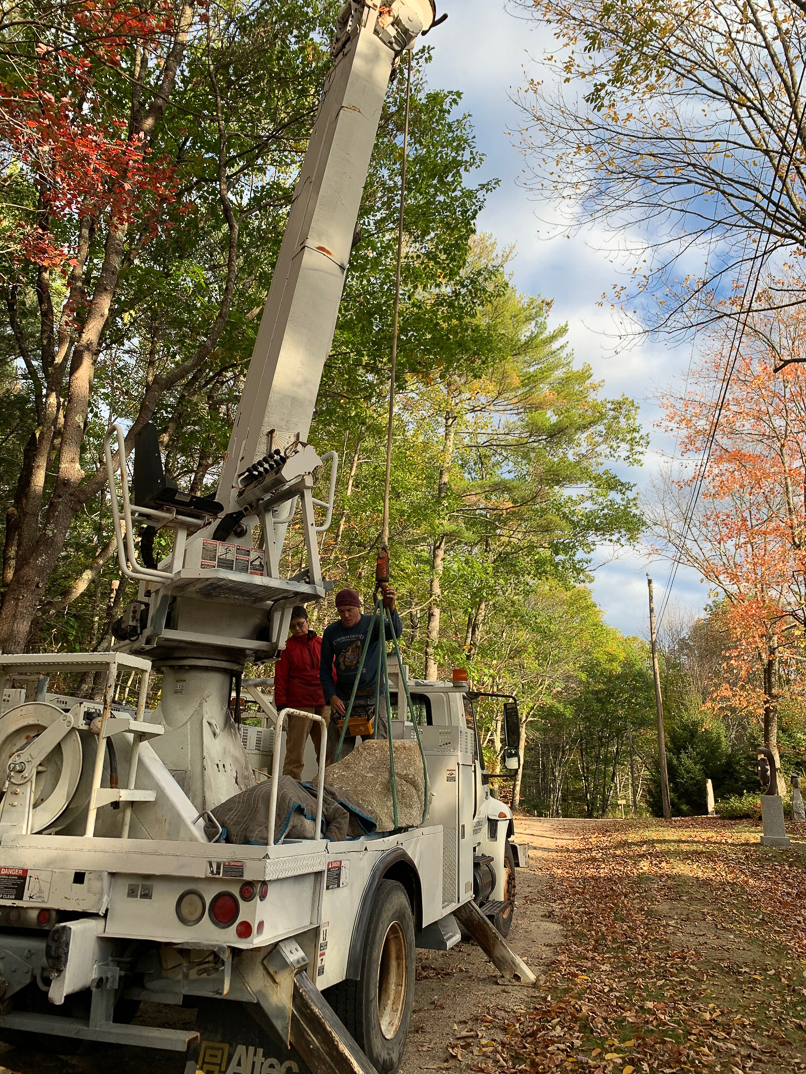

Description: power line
[656,63,806,631]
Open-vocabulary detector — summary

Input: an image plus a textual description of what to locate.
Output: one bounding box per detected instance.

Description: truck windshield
[389,693,431,726]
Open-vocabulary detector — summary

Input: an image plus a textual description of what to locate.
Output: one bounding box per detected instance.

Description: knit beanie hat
[335,588,362,609]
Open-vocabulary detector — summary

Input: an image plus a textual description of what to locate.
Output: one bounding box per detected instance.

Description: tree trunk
[0,4,197,654]
[464,598,488,661]
[424,407,456,680]
[512,717,527,809]
[332,432,362,551]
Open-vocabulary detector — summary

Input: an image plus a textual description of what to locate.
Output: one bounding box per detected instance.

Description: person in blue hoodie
[319,586,402,759]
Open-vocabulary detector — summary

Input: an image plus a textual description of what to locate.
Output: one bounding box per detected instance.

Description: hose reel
[0,703,84,833]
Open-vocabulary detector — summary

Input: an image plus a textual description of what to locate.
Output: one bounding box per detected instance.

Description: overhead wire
[655,59,806,631]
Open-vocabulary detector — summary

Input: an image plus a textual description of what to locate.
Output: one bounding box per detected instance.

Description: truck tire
[326,879,415,1074]
[493,841,517,938]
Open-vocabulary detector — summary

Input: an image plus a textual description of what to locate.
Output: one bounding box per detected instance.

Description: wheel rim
[376,921,408,1040]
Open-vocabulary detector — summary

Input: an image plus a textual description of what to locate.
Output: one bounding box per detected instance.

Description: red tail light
[209,892,239,928]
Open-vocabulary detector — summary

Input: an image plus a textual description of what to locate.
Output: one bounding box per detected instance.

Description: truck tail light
[235,920,253,939]
[36,910,51,927]
[259,882,268,901]
[176,890,206,926]
[239,882,256,902]
[209,892,239,928]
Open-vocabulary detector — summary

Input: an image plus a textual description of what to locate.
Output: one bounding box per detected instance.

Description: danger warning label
[0,868,52,903]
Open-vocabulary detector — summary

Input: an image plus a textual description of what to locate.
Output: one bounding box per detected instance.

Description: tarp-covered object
[325,739,427,832]
[207,775,379,844]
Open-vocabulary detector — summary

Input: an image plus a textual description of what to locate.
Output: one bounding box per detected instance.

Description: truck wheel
[494,841,517,938]
[327,879,415,1074]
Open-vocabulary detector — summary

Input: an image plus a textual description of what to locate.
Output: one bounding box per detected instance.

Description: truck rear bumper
[0,1010,198,1052]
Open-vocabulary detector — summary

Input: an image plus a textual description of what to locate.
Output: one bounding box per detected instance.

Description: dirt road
[0,818,577,1074]
[399,817,580,1073]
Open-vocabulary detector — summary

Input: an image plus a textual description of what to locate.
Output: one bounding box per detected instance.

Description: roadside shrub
[714,792,761,819]
[647,711,757,816]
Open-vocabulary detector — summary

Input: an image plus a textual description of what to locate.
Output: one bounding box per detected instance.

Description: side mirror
[503,747,520,772]
[502,701,521,772]
[503,702,520,748]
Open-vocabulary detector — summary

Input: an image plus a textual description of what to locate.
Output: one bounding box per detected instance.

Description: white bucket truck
[0,4,533,1072]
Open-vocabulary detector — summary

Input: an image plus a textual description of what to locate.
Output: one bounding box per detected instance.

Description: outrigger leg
[290,973,377,1074]
[186,942,378,1074]
[454,901,537,986]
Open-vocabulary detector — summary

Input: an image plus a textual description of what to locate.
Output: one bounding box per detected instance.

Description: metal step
[92,788,156,808]
[416,913,461,951]
[101,716,164,739]
[482,899,512,921]
[0,1011,198,1051]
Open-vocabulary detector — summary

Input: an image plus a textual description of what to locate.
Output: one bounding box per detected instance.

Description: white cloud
[426,0,709,634]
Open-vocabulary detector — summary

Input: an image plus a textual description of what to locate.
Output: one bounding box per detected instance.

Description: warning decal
[0,868,25,901]
[199,541,265,577]
[0,868,52,903]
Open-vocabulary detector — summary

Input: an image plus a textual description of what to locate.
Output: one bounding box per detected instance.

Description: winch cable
[379,49,412,559]
[332,54,412,768]
[332,55,429,827]
[378,51,429,824]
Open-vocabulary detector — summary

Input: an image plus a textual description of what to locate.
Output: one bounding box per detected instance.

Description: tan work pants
[282,705,331,782]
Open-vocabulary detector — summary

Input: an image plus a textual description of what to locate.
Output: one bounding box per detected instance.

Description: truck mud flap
[186,974,377,1074]
[510,842,530,868]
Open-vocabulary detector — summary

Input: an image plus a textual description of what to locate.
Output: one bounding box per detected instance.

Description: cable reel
[0,703,84,833]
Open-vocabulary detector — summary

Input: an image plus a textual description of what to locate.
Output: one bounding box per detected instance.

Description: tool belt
[335,698,375,738]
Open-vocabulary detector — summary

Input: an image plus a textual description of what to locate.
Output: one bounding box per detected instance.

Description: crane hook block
[376,547,390,586]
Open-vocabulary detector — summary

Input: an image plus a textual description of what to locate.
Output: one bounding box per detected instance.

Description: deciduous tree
[512,0,806,337]
[650,303,806,773]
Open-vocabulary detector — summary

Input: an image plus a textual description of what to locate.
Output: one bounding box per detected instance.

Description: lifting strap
[332,57,429,831]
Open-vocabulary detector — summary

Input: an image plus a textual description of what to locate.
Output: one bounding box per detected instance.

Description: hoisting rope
[332,52,430,828]
[380,49,412,555]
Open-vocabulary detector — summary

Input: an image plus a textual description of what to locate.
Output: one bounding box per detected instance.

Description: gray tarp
[207,774,377,844]
[207,739,427,844]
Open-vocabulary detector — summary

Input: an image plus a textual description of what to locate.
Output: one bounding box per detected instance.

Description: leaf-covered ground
[478,819,806,1074]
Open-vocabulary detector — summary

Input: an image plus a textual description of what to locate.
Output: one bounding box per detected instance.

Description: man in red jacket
[275,606,329,781]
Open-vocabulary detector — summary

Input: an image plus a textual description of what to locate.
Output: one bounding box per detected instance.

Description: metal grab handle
[104,424,174,583]
[314,451,339,533]
[242,687,327,847]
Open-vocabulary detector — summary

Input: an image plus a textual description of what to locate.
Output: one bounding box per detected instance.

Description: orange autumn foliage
[656,300,806,748]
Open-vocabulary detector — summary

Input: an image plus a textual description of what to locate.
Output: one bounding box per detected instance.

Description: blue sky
[425,0,709,639]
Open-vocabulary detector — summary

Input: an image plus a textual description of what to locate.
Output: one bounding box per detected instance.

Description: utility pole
[647,576,672,821]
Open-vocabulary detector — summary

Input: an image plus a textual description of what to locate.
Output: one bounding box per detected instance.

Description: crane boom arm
[217,0,436,513]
